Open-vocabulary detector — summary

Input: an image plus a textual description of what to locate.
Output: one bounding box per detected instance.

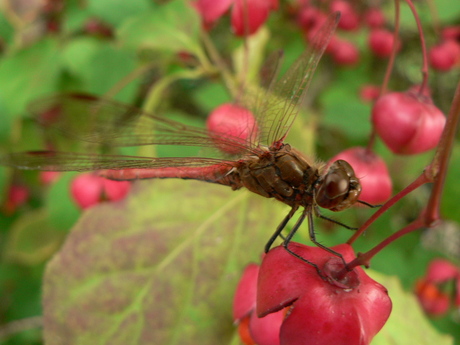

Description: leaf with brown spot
[43,179,283,345]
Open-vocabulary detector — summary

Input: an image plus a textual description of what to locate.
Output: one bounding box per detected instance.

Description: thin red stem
[346,78,460,270]
[403,0,429,96]
[424,79,460,224]
[347,172,428,245]
[343,218,424,273]
[367,0,400,152]
[379,0,400,97]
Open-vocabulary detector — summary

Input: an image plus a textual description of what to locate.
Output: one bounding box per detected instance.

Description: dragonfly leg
[281,208,324,276]
[313,205,357,230]
[264,206,299,253]
[316,213,358,230]
[307,210,350,271]
[357,200,382,208]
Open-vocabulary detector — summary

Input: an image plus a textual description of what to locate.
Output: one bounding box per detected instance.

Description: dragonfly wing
[248,13,339,147]
[0,151,236,172]
[29,94,258,155]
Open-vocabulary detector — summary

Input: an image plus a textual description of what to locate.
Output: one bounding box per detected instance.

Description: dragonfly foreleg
[264,206,299,253]
[314,206,358,230]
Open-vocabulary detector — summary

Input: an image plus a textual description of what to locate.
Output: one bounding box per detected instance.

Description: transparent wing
[0,151,235,172]
[246,12,339,147]
[30,93,259,155]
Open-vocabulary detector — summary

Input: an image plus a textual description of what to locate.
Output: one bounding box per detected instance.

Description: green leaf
[88,0,154,27]
[0,166,7,197]
[233,26,271,84]
[442,143,460,224]
[2,209,65,265]
[192,82,231,113]
[62,38,139,101]
[0,38,62,137]
[43,179,284,344]
[320,70,371,141]
[45,172,80,232]
[117,0,201,55]
[370,271,453,345]
[0,10,14,46]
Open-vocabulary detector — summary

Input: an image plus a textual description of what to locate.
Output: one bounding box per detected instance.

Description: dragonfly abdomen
[99,164,243,190]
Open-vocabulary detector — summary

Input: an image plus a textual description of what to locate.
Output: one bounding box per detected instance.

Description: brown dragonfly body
[99,143,360,212]
[1,13,361,268]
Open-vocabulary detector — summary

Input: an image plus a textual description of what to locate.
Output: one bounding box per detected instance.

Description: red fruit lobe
[363,8,385,28]
[330,0,359,31]
[329,38,360,66]
[369,29,398,57]
[372,91,446,154]
[257,243,392,345]
[429,40,460,71]
[207,103,258,154]
[71,173,104,209]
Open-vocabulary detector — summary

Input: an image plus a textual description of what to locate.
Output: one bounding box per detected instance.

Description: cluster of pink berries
[415,259,460,317]
[233,243,392,345]
[297,1,394,66]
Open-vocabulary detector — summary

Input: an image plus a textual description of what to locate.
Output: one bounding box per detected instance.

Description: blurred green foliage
[0,0,459,344]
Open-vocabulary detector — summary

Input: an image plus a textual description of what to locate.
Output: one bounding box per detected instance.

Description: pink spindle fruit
[368,29,398,57]
[372,91,446,154]
[193,0,278,36]
[415,258,460,316]
[257,243,392,345]
[330,0,359,31]
[233,263,284,345]
[71,173,131,209]
[429,40,460,71]
[329,38,360,66]
[207,103,258,154]
[363,8,385,28]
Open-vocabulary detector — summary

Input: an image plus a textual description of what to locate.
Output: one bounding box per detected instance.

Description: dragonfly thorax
[236,144,320,207]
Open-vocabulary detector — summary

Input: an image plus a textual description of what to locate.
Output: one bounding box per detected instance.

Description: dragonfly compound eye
[316,160,361,211]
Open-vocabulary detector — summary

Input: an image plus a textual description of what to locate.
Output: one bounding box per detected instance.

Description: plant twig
[0,316,43,341]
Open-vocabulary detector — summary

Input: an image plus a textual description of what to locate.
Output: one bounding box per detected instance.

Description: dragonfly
[0,13,363,270]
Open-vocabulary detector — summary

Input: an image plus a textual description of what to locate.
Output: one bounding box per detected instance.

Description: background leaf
[43,180,284,345]
[371,271,453,345]
[0,38,61,141]
[117,0,201,55]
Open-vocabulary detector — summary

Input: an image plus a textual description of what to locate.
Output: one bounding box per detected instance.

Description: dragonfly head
[315,160,361,212]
